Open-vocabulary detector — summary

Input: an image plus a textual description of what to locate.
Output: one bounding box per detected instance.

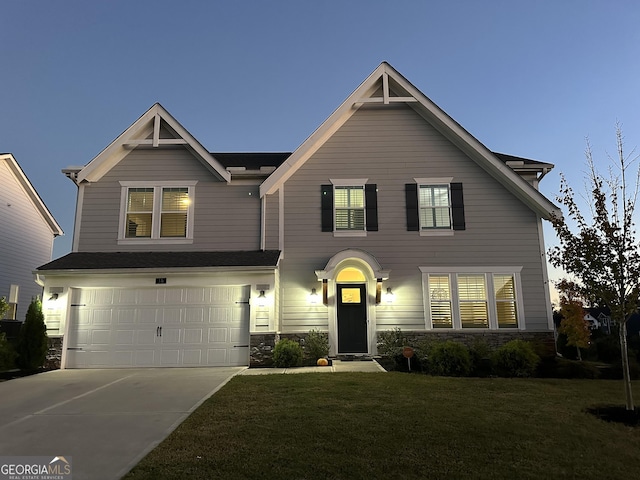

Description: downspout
[260,195,266,251]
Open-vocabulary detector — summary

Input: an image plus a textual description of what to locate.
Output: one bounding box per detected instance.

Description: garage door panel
[161,308,182,324]
[207,348,228,365]
[67,285,250,368]
[138,309,159,324]
[183,328,203,344]
[160,328,181,345]
[116,330,135,345]
[136,329,157,345]
[160,349,180,365]
[117,309,136,325]
[208,328,227,343]
[114,351,134,366]
[135,350,157,366]
[93,309,113,325]
[183,349,203,365]
[91,330,111,345]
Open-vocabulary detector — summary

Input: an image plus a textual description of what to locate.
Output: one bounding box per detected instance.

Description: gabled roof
[259,62,561,220]
[73,103,231,184]
[0,153,63,236]
[37,250,281,271]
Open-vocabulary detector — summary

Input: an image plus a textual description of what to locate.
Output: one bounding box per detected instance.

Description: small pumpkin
[316,358,329,366]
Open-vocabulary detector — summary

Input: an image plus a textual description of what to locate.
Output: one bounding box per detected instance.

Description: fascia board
[259,62,560,219]
[34,265,278,276]
[260,64,387,197]
[76,104,159,183]
[77,104,231,184]
[1,154,64,236]
[381,63,562,220]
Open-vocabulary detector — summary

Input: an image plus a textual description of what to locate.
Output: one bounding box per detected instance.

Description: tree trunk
[619,321,634,410]
[576,346,582,362]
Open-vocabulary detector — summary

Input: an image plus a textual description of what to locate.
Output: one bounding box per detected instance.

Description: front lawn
[125,373,640,479]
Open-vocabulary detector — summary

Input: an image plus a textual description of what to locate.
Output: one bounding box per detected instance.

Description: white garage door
[65,285,250,368]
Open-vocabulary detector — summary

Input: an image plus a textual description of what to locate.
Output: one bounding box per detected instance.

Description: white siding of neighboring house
[0,160,55,319]
[277,104,551,335]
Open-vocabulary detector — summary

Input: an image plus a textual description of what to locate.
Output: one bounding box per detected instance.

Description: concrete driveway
[0,367,244,479]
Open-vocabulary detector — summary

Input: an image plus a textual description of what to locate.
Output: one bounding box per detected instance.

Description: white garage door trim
[65,285,250,368]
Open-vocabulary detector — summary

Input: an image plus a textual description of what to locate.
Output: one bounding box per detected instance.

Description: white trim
[117,181,197,242]
[278,185,285,255]
[0,153,63,236]
[333,231,367,237]
[538,216,554,330]
[414,177,453,184]
[71,183,85,252]
[420,230,454,237]
[76,103,231,184]
[420,266,525,331]
[330,178,369,186]
[258,62,560,221]
[260,195,266,251]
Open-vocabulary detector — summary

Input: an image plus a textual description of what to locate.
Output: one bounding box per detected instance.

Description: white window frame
[420,266,525,330]
[414,177,454,236]
[330,178,368,237]
[118,181,197,244]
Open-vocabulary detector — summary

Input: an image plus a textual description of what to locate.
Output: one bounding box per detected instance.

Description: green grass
[125,373,640,479]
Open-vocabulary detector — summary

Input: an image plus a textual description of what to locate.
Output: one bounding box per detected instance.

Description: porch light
[309,288,320,304]
[257,290,267,307]
[48,293,59,301]
[384,287,395,303]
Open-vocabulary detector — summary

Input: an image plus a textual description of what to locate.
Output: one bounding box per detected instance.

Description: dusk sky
[2,1,639,291]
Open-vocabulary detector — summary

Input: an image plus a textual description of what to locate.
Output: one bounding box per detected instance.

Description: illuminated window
[335,186,365,231]
[120,182,195,242]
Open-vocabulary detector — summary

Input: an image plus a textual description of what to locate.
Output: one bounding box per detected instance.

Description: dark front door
[337,284,368,353]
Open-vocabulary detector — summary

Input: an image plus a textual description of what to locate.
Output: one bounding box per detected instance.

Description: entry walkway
[240,359,386,375]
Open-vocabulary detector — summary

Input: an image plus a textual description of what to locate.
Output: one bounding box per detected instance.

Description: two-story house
[1,153,63,321]
[37,62,560,368]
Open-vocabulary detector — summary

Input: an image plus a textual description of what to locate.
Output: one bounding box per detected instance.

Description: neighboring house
[0,153,63,320]
[36,62,560,369]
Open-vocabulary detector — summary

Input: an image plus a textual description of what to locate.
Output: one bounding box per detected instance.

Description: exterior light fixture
[384,287,395,303]
[309,288,320,304]
[49,293,59,301]
[257,290,267,307]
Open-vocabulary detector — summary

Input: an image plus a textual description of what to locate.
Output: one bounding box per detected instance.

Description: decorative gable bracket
[122,114,189,149]
[353,72,418,106]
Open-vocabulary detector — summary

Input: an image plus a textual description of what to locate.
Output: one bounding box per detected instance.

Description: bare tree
[549,125,640,410]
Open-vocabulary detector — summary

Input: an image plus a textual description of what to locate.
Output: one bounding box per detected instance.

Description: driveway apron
[0,367,243,480]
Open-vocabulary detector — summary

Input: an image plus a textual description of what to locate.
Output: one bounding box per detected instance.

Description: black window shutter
[451,182,466,230]
[365,184,378,231]
[321,185,333,232]
[405,184,419,231]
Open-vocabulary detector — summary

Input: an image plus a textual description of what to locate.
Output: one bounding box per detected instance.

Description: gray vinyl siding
[0,161,53,319]
[77,147,261,252]
[264,190,280,251]
[278,104,550,333]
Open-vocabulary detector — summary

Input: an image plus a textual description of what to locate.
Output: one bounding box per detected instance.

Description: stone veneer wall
[250,333,279,367]
[45,336,63,369]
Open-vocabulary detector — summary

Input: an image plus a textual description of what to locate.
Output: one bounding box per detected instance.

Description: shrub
[0,296,9,319]
[272,338,303,368]
[428,341,472,377]
[304,329,329,360]
[17,297,48,370]
[493,340,540,377]
[468,339,493,377]
[376,328,405,358]
[0,332,17,370]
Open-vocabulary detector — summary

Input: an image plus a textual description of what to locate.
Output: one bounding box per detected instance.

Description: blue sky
[2,0,640,289]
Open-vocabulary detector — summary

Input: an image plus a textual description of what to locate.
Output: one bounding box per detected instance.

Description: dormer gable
[71,103,231,185]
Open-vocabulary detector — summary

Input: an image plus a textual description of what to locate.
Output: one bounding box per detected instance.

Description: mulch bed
[586,405,640,427]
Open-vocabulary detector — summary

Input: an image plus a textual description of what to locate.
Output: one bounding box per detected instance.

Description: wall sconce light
[257,290,267,307]
[48,293,59,301]
[384,287,395,303]
[309,288,320,304]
